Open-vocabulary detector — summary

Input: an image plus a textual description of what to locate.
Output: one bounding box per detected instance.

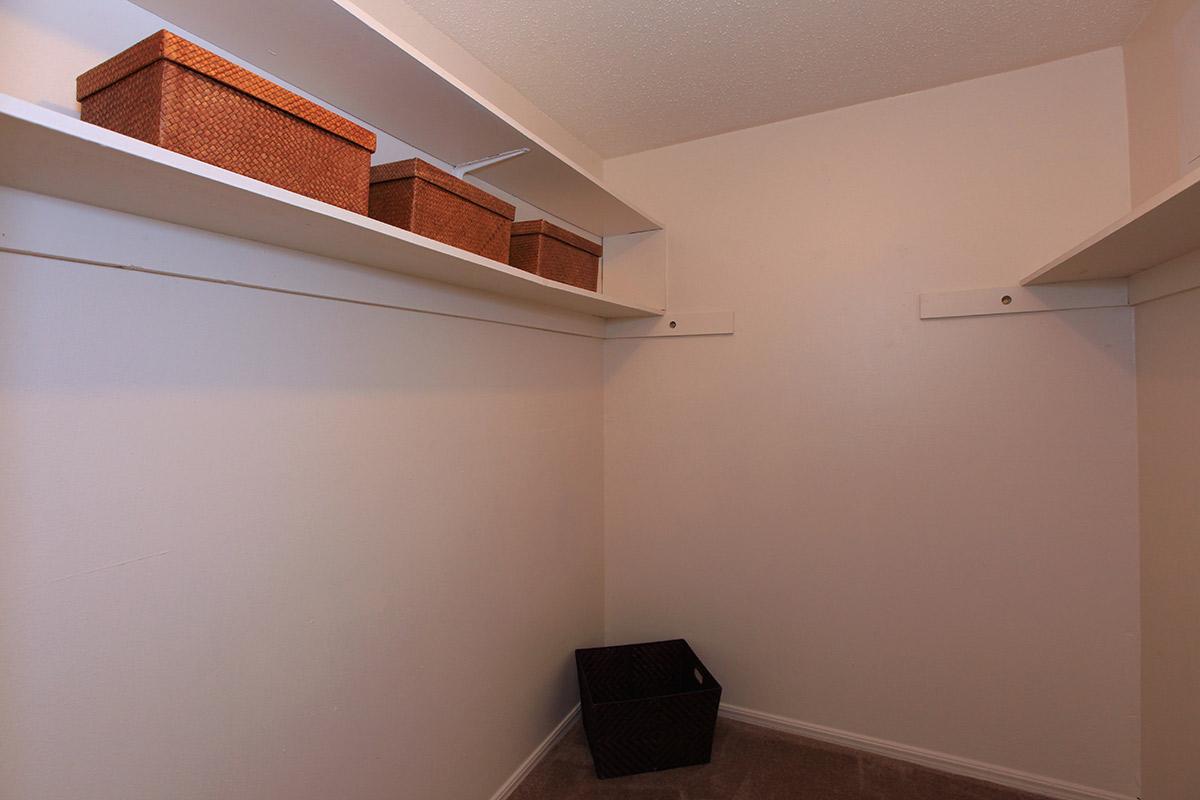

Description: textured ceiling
[398,0,1153,157]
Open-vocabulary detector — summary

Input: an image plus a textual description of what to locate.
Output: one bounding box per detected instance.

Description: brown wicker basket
[369,159,516,262]
[509,219,603,291]
[77,30,376,214]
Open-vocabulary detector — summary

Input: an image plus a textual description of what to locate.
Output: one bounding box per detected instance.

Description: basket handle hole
[694,667,704,685]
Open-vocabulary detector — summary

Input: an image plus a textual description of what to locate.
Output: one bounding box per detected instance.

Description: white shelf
[0,96,662,319]
[1023,168,1200,285]
[128,0,661,238]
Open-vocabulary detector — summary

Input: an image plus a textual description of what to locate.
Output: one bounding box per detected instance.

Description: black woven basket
[575,639,722,779]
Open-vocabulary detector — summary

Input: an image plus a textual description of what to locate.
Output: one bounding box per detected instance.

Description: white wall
[0,245,605,800]
[1135,286,1200,800]
[0,2,1158,798]
[0,1,605,798]
[1123,4,1200,797]
[1124,0,1200,203]
[602,49,1140,797]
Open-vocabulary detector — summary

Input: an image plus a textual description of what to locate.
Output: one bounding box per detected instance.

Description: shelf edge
[0,94,663,320]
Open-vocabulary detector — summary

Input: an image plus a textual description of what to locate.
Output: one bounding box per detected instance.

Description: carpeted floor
[508,717,1051,800]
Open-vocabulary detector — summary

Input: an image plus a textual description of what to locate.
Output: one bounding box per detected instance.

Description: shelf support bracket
[451,148,530,178]
[919,280,1128,319]
[606,310,734,339]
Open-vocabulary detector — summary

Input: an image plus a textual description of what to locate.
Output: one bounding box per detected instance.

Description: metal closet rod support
[452,148,530,178]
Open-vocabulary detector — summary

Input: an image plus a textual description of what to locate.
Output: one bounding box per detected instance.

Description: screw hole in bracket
[669,320,677,328]
[1000,295,1013,305]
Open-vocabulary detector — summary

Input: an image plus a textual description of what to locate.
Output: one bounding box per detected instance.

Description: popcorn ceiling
[398,0,1152,157]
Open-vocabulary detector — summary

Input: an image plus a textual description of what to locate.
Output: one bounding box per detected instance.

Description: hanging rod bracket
[451,148,531,178]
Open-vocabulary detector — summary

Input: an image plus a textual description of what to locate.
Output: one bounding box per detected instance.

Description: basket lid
[511,219,603,257]
[76,30,376,152]
[370,159,517,220]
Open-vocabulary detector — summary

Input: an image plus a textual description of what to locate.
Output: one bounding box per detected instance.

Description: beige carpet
[509,717,1051,800]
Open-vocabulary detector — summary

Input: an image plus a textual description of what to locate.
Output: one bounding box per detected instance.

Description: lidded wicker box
[369,159,516,262]
[509,219,603,291]
[76,29,377,213]
[575,639,722,779]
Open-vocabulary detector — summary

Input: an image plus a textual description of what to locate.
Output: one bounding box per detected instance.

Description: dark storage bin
[77,30,376,214]
[575,639,721,779]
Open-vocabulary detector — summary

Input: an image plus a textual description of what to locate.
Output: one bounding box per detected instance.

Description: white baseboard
[719,704,1135,800]
[489,704,580,800]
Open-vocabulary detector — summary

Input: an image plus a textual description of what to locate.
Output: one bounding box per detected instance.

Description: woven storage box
[77,29,376,213]
[576,639,722,779]
[369,159,516,262]
[509,219,602,291]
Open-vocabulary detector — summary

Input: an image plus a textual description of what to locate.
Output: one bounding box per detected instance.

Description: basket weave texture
[509,219,602,291]
[369,159,516,263]
[576,639,722,779]
[77,30,376,213]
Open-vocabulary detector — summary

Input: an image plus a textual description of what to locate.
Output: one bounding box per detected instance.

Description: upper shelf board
[1023,167,1200,285]
[0,95,662,319]
[128,0,660,238]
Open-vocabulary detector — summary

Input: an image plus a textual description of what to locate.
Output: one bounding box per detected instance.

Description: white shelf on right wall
[1022,167,1200,285]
